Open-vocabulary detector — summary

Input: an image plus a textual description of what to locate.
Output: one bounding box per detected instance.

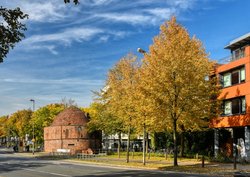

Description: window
[222,97,246,116]
[223,73,231,87]
[231,99,240,114]
[220,66,245,87]
[232,47,245,60]
[224,100,231,115]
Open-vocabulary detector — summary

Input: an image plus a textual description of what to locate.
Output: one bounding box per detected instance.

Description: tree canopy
[31,103,65,144]
[0,7,28,62]
[139,16,218,166]
[64,0,79,5]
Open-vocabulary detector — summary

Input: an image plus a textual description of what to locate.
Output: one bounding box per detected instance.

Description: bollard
[234,156,237,170]
[201,155,205,168]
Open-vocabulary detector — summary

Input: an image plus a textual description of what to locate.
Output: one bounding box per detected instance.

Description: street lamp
[137,48,146,54]
[137,48,147,165]
[30,99,35,155]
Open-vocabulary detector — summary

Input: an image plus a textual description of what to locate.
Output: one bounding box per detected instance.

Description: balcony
[219,52,246,64]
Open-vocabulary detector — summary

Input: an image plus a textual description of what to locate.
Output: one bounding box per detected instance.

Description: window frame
[232,47,245,60]
[222,97,246,116]
[220,65,245,88]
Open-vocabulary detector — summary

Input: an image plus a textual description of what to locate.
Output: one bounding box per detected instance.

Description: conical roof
[50,106,88,126]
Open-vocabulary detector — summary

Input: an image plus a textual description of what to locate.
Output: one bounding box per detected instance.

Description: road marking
[22,168,72,177]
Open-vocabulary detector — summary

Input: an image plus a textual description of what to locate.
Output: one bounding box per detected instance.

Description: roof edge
[225,32,250,49]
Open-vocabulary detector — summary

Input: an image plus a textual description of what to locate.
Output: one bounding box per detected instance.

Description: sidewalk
[1,147,250,176]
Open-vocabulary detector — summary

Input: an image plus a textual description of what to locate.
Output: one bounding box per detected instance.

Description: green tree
[0,7,28,62]
[140,17,218,166]
[31,103,65,145]
[64,0,79,4]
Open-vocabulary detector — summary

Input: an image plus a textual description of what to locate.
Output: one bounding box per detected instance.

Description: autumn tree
[140,17,218,166]
[86,101,125,157]
[86,102,122,136]
[0,116,8,138]
[4,110,32,140]
[103,54,139,163]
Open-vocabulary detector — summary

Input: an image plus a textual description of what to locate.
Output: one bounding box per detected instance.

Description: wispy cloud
[87,0,114,6]
[20,27,103,54]
[20,27,131,54]
[145,8,176,20]
[1,0,73,23]
[94,13,152,25]
[23,27,104,45]
[1,78,104,86]
[21,2,67,22]
[166,0,196,10]
[90,1,195,26]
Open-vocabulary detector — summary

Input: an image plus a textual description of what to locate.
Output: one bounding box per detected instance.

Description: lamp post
[137,48,146,54]
[137,47,146,165]
[30,99,35,155]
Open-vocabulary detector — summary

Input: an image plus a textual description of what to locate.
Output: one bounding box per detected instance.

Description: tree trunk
[150,132,156,151]
[126,126,131,163]
[118,132,121,158]
[180,131,184,157]
[142,123,146,165]
[173,119,178,166]
[146,132,149,159]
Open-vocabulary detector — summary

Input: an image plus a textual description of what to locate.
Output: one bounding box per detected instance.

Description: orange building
[210,33,250,161]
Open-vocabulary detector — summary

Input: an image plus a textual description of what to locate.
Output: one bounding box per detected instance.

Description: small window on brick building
[65,129,69,138]
[68,144,75,146]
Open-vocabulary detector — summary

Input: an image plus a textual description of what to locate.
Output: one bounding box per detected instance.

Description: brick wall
[44,125,101,154]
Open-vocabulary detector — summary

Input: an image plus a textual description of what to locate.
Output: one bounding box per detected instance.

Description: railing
[218,53,247,64]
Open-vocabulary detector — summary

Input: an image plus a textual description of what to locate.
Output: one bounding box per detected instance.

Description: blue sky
[0,0,250,116]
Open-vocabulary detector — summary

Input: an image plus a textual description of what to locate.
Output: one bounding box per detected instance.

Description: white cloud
[1,78,104,86]
[146,8,176,20]
[1,0,71,23]
[24,27,103,45]
[99,35,110,42]
[21,2,67,22]
[93,8,177,26]
[20,27,131,54]
[94,13,152,25]
[166,0,196,10]
[91,0,114,6]
[20,27,104,53]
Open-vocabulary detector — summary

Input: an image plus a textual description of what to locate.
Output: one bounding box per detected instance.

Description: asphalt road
[0,151,221,177]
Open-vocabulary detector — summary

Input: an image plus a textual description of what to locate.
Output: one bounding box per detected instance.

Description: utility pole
[137,48,147,165]
[30,99,35,155]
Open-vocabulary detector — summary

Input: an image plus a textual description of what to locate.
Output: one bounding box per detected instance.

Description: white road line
[21,168,72,177]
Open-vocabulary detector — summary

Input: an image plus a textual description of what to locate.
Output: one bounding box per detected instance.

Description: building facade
[44,106,101,155]
[210,33,250,161]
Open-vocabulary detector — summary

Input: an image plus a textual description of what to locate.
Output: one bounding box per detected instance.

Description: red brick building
[44,106,101,154]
